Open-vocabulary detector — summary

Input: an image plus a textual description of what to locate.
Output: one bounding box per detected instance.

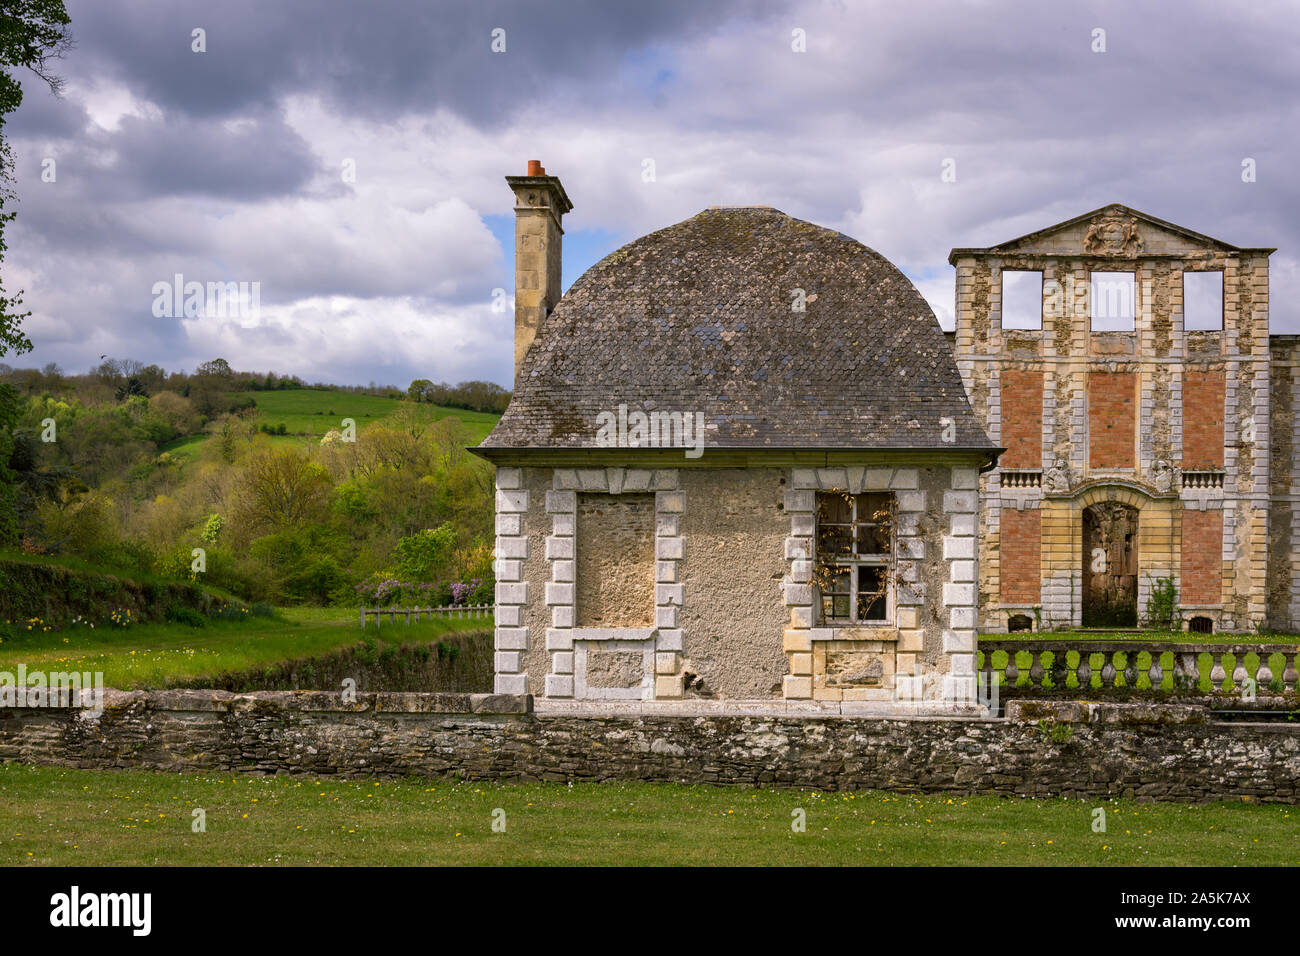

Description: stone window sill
[571,627,656,643]
[810,626,898,643]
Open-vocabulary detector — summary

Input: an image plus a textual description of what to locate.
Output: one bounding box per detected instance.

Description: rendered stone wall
[496,463,981,706]
[575,492,655,627]
[0,691,1295,804]
[677,468,788,699]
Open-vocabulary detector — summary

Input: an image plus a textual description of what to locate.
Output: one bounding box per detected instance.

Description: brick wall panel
[1181,509,1223,605]
[1183,369,1225,469]
[1089,371,1137,468]
[1000,368,1043,469]
[1000,507,1042,604]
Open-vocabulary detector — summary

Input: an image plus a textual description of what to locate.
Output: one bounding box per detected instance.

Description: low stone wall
[0,691,1296,803]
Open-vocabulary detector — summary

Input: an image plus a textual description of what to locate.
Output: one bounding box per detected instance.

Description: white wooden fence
[360,604,493,627]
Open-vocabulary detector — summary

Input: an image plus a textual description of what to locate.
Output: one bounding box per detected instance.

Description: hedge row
[0,556,236,625]
[173,631,494,694]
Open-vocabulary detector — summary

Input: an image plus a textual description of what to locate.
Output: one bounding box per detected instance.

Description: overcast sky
[4,0,1296,388]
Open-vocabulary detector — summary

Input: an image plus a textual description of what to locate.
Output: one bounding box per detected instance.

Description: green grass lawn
[0,765,1292,866]
[0,607,487,689]
[158,388,500,462]
[251,388,499,443]
[155,433,208,463]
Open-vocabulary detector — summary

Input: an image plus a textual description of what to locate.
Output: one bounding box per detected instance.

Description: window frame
[1001,269,1044,331]
[1183,269,1224,332]
[815,491,896,626]
[1088,270,1137,332]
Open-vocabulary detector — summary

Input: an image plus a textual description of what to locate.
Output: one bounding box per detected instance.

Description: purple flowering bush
[354,574,491,608]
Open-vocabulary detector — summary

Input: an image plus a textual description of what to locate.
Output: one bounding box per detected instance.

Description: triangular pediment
[954,204,1251,261]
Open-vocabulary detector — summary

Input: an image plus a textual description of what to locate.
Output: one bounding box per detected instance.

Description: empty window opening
[1090,271,1136,332]
[1183,271,1224,331]
[1007,613,1033,633]
[816,491,894,625]
[1188,615,1214,634]
[1001,270,1043,330]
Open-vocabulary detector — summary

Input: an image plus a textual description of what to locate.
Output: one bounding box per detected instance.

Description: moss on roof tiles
[483,206,994,451]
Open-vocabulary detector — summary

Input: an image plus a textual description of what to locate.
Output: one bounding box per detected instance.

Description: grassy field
[251,389,499,443]
[157,388,500,462]
[0,607,487,689]
[0,765,1292,866]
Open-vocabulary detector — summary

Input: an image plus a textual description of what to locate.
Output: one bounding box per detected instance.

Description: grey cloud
[5,0,1298,389]
[64,0,787,125]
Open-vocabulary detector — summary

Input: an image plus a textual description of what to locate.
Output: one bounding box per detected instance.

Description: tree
[393,523,457,581]
[195,357,233,379]
[7,425,67,529]
[232,447,331,533]
[0,1,72,359]
[190,357,236,417]
[407,378,432,403]
[0,2,72,544]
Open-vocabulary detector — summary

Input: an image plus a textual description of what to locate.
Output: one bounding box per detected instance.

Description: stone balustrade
[1000,470,1042,489]
[1180,470,1225,490]
[978,639,1300,696]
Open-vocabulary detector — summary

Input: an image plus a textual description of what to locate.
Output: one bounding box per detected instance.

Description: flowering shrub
[451,577,492,606]
[354,575,491,608]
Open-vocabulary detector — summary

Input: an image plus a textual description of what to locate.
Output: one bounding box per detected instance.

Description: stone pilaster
[941,468,980,704]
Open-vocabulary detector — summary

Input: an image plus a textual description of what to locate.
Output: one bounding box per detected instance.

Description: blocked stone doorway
[1082,501,1138,627]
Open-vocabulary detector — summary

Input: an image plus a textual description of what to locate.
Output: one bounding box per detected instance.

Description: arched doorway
[1082,501,1138,627]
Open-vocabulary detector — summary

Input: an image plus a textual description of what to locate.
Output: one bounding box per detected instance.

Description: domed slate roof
[481,206,993,452]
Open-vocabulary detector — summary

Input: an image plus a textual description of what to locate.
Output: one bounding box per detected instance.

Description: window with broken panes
[815,491,894,624]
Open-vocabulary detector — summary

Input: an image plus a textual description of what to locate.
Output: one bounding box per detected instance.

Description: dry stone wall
[1,691,1295,804]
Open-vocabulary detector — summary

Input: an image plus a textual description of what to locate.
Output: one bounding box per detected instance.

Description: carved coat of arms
[1083,210,1144,258]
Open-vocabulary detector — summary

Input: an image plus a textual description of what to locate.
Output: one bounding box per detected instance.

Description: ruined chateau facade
[950,204,1297,634]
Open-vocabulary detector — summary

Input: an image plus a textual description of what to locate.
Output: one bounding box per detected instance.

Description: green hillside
[250,388,499,443]
[6,365,504,610]
[156,388,499,463]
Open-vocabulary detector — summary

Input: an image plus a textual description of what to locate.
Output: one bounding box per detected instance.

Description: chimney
[505,160,573,384]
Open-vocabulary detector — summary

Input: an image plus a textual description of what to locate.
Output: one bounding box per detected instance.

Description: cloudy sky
[4,0,1297,388]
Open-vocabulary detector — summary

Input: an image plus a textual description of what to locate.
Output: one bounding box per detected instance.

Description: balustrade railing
[1181,470,1225,490]
[1000,470,1042,489]
[978,640,1299,696]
